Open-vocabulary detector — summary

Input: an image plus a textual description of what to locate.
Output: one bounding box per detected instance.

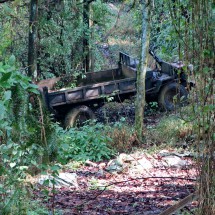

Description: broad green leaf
[0,103,6,120]
[3,4,14,14]
[19,81,29,89]
[3,90,11,101]
[51,165,61,171]
[0,72,12,83]
[61,143,70,150]
[19,166,28,170]
[28,83,38,89]
[29,88,39,94]
[8,55,16,66]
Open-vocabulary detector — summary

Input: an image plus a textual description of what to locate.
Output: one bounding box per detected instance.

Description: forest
[0,0,214,214]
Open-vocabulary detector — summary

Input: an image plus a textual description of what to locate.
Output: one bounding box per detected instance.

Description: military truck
[38,50,192,127]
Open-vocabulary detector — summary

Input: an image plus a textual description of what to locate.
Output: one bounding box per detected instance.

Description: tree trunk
[135,0,150,142]
[28,0,38,79]
[83,0,90,73]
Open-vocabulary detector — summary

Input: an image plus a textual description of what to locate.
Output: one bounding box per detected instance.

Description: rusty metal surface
[48,77,136,107]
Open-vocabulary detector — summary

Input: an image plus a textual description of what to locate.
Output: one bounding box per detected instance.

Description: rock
[162,156,187,168]
[158,150,193,158]
[106,153,155,173]
[158,149,172,157]
[106,159,124,173]
[99,163,106,169]
[131,157,153,174]
[38,172,78,188]
[96,169,105,177]
[136,157,154,169]
[128,156,154,174]
[106,154,130,173]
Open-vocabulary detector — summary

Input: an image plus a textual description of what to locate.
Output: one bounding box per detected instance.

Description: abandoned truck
[37,50,193,127]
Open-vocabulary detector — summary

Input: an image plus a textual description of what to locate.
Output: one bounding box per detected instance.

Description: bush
[56,123,114,163]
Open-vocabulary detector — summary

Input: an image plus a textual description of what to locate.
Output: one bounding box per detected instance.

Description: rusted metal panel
[86,87,101,98]
[67,90,83,100]
[119,79,136,91]
[48,76,137,107]
[76,68,122,86]
[104,84,118,94]
[49,93,66,105]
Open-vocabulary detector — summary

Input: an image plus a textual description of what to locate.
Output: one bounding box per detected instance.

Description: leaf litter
[33,152,197,215]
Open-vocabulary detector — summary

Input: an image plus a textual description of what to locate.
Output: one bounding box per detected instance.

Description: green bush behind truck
[37,51,193,127]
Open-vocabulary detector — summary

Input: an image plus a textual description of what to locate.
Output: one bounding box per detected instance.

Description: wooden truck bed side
[47,77,137,107]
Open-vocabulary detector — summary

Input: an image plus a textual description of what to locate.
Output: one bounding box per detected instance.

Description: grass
[146,114,193,146]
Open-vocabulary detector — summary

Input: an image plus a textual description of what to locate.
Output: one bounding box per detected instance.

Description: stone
[106,159,124,173]
[136,157,154,169]
[38,172,78,188]
[162,156,187,168]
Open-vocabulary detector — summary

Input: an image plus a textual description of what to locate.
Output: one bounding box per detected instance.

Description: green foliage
[0,57,57,214]
[56,123,114,163]
[0,196,62,215]
[0,56,38,135]
[0,2,28,65]
[0,0,115,77]
[92,0,112,27]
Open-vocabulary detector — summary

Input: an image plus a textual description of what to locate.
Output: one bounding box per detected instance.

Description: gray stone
[162,156,187,168]
[106,159,124,173]
[158,150,193,158]
[38,172,78,188]
[136,157,154,169]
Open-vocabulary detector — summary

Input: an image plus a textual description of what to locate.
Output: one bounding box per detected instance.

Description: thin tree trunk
[135,0,150,142]
[89,4,95,72]
[83,0,90,73]
[28,0,38,79]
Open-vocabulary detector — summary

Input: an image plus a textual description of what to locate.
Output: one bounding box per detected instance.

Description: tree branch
[102,2,125,42]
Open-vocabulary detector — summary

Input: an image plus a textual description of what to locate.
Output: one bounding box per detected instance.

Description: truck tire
[158,82,188,111]
[64,105,95,128]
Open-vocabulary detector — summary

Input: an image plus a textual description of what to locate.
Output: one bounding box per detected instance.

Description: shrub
[56,123,114,163]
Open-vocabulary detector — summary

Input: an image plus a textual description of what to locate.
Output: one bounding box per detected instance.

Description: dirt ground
[34,152,197,215]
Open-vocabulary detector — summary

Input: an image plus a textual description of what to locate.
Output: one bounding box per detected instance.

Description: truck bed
[47,76,136,107]
[41,52,138,108]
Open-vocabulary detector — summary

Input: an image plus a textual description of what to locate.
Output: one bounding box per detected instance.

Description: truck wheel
[158,82,188,111]
[64,106,95,128]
